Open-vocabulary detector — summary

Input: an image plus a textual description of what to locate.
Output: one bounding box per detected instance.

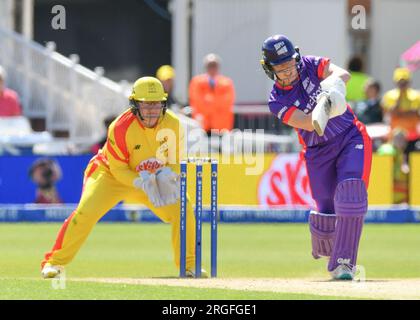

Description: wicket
[180,157,218,278]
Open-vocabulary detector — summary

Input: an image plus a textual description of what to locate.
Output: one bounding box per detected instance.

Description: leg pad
[309,211,336,259]
[328,179,367,272]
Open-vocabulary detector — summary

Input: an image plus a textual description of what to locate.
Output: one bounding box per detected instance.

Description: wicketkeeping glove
[156,167,180,206]
[317,76,347,119]
[133,171,165,208]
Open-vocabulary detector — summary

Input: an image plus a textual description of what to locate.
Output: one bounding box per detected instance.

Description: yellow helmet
[129,77,168,102]
[156,65,175,81]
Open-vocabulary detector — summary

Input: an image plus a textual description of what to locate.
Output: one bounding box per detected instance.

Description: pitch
[1,223,419,299]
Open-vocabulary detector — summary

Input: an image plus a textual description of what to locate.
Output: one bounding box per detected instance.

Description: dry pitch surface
[74,277,420,300]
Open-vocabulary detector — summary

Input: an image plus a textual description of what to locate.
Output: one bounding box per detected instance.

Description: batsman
[41,77,205,278]
[261,35,372,280]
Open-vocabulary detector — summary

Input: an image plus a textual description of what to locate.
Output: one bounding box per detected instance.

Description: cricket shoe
[41,263,64,279]
[185,268,209,278]
[330,264,355,280]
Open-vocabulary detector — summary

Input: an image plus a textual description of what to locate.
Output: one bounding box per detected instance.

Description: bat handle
[312,95,331,136]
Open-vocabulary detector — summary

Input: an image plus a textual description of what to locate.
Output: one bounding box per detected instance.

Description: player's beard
[276,73,299,87]
[140,111,162,128]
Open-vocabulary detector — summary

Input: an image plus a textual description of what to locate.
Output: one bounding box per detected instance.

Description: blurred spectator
[90,115,117,154]
[0,65,22,117]
[346,56,370,102]
[381,67,420,150]
[156,65,179,108]
[189,53,235,134]
[377,129,409,204]
[354,78,383,124]
[29,158,63,204]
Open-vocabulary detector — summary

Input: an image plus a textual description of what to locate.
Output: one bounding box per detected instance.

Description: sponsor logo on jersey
[302,77,316,95]
[136,158,164,173]
[308,87,323,109]
[134,144,141,150]
[355,144,364,150]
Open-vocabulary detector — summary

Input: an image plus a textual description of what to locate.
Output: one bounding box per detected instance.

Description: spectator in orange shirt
[0,66,22,117]
[189,54,235,134]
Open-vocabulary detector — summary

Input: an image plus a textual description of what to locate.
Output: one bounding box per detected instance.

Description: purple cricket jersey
[268,55,355,147]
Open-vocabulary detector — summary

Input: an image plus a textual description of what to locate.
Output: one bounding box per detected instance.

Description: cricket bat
[312,95,332,136]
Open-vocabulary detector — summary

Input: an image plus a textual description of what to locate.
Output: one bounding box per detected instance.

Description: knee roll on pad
[309,211,336,259]
[334,179,367,217]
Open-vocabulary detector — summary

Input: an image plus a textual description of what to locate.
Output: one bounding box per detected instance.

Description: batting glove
[318,76,347,119]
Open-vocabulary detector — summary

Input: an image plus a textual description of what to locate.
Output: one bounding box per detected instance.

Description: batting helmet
[129,77,168,120]
[260,35,301,80]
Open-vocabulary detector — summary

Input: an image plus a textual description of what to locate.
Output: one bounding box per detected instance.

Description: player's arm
[105,143,138,188]
[286,109,315,132]
[321,61,351,84]
[272,102,314,132]
[106,125,166,206]
[104,124,138,188]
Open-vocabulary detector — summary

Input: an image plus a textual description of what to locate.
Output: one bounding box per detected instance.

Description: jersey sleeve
[268,92,298,125]
[104,118,139,188]
[303,55,330,80]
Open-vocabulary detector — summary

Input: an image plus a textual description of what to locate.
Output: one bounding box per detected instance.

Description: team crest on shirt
[136,158,164,173]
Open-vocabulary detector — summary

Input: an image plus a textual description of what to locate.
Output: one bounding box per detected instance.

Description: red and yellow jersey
[94,109,185,188]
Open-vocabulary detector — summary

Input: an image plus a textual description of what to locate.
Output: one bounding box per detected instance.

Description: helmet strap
[130,99,144,120]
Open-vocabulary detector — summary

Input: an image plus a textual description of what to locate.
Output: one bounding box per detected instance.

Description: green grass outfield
[0,223,419,300]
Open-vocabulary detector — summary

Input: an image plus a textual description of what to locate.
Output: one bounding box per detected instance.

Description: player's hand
[156,167,180,206]
[133,171,165,207]
[318,76,347,119]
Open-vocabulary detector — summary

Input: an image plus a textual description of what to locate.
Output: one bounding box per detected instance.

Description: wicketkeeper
[261,35,372,280]
[41,77,205,278]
